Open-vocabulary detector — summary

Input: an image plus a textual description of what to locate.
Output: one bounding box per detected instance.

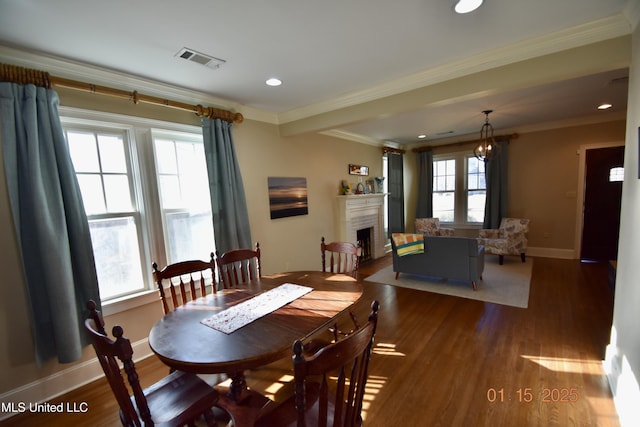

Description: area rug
[365,258,533,308]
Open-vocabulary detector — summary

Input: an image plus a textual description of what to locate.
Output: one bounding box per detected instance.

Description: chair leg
[521,253,526,263]
[499,255,504,265]
[471,280,477,291]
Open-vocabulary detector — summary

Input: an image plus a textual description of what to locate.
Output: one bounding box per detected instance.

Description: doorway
[580,145,625,261]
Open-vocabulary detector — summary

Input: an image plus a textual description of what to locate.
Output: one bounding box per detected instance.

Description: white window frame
[59,107,208,315]
[433,153,486,228]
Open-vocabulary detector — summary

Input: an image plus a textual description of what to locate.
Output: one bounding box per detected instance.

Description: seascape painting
[268,177,309,219]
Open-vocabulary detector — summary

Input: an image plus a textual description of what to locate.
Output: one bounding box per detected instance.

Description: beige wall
[510,121,625,250]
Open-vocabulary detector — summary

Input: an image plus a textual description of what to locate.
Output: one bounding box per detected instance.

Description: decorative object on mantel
[355,182,365,194]
[268,177,308,219]
[349,164,369,176]
[374,176,385,193]
[341,180,353,195]
[473,110,500,162]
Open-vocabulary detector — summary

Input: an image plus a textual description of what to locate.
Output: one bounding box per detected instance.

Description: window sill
[441,223,483,230]
[102,289,159,317]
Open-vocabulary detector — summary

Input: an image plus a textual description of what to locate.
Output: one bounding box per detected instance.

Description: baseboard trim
[527,246,576,259]
[0,338,153,422]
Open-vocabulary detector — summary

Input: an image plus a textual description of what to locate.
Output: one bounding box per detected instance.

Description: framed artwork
[268,177,309,219]
[349,164,369,176]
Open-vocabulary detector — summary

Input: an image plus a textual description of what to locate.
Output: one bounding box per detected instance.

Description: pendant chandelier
[473,110,498,162]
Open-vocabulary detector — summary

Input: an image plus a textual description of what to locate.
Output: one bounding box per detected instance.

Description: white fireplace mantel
[336,194,387,260]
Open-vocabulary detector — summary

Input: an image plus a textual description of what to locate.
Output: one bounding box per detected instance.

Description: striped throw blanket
[392,233,424,256]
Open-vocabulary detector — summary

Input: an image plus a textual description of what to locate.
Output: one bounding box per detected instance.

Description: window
[433,158,456,222]
[153,133,215,263]
[467,157,486,222]
[609,167,624,182]
[432,154,486,225]
[62,113,214,301]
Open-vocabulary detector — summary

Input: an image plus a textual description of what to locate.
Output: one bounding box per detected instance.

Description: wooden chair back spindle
[152,254,216,314]
[321,237,360,278]
[216,243,261,289]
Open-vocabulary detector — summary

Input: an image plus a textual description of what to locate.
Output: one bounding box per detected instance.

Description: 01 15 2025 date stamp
[486,387,579,403]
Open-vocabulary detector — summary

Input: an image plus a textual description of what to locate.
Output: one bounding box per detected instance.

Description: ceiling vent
[175,48,225,70]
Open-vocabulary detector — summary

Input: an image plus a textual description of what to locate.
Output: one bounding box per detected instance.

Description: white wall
[604,4,640,426]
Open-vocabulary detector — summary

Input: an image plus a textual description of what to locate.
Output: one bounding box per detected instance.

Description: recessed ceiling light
[418,134,427,139]
[597,103,613,110]
[454,0,483,14]
[265,78,282,87]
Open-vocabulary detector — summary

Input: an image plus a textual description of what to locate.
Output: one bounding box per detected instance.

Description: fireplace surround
[336,194,386,260]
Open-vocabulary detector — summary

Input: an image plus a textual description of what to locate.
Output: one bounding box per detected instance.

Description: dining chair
[321,237,360,279]
[215,242,261,289]
[84,300,220,427]
[152,254,216,314]
[255,300,380,427]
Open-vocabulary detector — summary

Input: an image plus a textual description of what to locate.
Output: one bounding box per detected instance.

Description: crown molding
[318,129,385,147]
[0,44,279,125]
[278,14,632,125]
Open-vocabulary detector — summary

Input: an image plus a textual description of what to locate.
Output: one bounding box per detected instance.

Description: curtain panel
[483,140,509,229]
[415,150,434,219]
[202,117,252,254]
[387,152,405,235]
[0,82,100,365]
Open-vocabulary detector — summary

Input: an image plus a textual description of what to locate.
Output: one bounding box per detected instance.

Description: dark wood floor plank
[0,256,620,426]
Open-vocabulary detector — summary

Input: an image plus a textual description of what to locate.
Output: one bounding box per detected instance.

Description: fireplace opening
[357,227,373,263]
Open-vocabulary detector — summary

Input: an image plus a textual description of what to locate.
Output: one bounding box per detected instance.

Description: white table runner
[200,283,313,334]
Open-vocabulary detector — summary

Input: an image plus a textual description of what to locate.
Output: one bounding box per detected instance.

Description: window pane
[155,139,177,174]
[159,175,181,208]
[88,217,144,299]
[67,132,100,172]
[433,192,454,222]
[154,136,215,263]
[98,135,127,173]
[166,211,215,262]
[467,190,486,222]
[76,174,106,215]
[104,175,133,212]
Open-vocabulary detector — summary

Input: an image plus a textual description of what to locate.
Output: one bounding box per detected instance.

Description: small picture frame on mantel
[349,164,369,176]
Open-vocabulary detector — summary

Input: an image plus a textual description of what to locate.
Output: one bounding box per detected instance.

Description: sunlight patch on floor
[360,375,387,422]
[521,355,604,374]
[373,342,406,357]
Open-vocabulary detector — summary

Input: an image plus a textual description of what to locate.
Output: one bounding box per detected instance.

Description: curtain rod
[0,63,243,124]
[382,146,405,155]
[412,133,518,153]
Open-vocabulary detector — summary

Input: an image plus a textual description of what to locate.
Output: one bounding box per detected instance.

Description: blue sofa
[391,235,485,290]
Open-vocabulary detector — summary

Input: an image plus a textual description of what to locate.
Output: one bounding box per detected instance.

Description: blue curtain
[483,140,509,228]
[387,153,405,235]
[415,150,433,219]
[202,118,252,253]
[0,83,100,365]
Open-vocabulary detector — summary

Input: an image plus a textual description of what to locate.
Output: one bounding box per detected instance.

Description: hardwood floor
[0,256,619,426]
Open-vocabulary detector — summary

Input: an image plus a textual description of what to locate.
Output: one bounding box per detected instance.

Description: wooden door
[580,146,624,261]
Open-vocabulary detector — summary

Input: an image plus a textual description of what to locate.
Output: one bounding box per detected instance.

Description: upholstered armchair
[478,218,530,265]
[415,218,455,236]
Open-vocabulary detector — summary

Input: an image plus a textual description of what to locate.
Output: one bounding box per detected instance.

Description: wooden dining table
[148,270,364,426]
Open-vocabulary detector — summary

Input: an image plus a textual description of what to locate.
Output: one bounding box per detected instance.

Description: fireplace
[357,227,372,262]
[335,194,386,260]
